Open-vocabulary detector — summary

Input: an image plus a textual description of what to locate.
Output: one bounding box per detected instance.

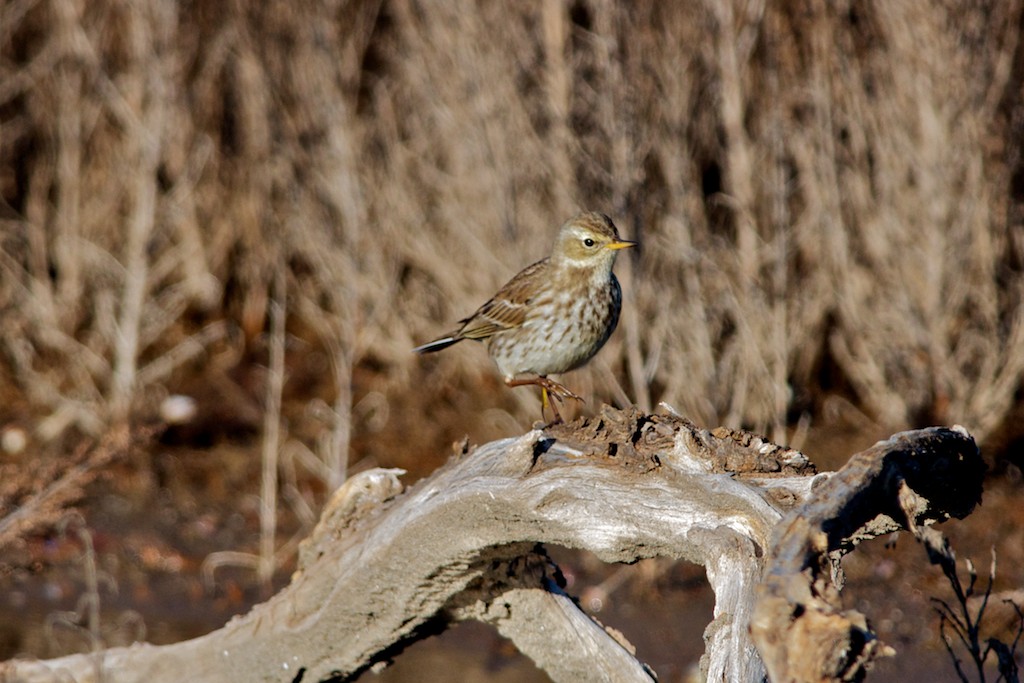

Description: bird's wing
[455,259,546,341]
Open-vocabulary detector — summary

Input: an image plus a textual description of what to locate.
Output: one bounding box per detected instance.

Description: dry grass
[1,0,1023,478]
[0,426,133,553]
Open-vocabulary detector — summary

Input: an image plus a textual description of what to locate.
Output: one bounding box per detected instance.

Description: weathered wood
[446,551,658,682]
[0,409,982,683]
[751,426,985,682]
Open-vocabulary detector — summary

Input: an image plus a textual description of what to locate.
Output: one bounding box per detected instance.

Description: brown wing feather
[455,258,547,340]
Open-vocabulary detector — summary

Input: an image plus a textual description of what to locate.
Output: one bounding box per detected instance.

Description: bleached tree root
[1,409,983,683]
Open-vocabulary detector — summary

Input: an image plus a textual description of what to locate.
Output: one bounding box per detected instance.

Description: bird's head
[551,212,637,269]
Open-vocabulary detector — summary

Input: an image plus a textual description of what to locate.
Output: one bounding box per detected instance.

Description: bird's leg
[540,386,562,424]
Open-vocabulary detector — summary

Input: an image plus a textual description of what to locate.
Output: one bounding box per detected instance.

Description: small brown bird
[414,212,636,423]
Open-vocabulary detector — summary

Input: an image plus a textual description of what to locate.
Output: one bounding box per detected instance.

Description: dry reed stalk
[109,2,169,422]
[0,0,1022,481]
[258,268,285,589]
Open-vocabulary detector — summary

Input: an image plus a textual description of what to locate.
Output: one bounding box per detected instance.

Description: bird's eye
[583,238,596,247]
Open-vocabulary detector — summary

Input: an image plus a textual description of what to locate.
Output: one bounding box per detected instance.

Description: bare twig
[924,535,1022,683]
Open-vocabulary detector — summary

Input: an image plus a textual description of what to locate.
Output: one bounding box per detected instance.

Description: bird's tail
[413,335,462,354]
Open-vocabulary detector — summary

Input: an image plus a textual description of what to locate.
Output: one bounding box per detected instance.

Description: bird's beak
[607,240,637,251]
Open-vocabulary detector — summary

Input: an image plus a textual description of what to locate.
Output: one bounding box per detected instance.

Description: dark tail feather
[413,336,461,354]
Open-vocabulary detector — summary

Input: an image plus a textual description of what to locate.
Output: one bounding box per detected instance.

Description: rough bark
[0,408,983,683]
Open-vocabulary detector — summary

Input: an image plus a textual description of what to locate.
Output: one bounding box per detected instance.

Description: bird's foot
[539,377,586,425]
[535,376,584,404]
[505,375,584,425]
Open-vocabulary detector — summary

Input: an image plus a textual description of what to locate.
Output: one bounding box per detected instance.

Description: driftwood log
[1,407,983,682]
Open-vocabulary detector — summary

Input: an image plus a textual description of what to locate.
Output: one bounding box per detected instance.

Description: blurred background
[1,0,1023,680]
